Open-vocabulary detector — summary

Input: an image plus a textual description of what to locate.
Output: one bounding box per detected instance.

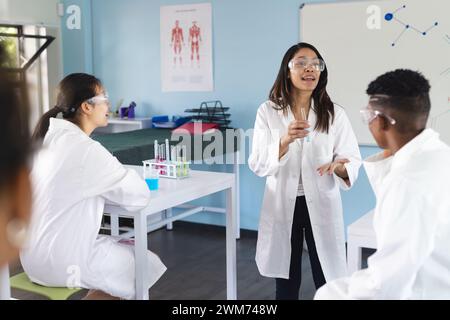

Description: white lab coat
[21,118,167,300]
[248,101,361,281]
[315,129,450,299]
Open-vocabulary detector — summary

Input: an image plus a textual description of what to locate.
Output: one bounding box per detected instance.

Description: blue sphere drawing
[385,13,394,21]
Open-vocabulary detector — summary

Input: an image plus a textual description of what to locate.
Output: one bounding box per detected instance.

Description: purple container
[128,107,135,118]
[120,107,128,119]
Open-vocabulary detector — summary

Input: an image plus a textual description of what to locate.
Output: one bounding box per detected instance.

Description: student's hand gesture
[317,159,350,177]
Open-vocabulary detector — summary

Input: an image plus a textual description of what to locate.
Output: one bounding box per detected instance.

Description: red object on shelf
[172,122,219,134]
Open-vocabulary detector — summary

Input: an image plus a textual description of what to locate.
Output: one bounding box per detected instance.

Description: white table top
[107,117,152,124]
[105,166,235,216]
[348,210,375,238]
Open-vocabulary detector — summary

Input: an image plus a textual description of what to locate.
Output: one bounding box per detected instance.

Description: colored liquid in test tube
[160,145,166,175]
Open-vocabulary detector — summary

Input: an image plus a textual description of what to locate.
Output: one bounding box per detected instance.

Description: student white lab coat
[248,101,361,281]
[315,129,450,299]
[21,118,166,300]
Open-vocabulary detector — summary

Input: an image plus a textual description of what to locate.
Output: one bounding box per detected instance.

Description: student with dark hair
[315,69,450,299]
[249,43,361,299]
[0,44,32,270]
[21,73,166,300]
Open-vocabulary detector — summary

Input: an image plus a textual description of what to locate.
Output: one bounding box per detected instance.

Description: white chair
[347,210,376,275]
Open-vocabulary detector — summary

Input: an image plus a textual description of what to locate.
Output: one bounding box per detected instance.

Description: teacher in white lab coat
[20,73,166,300]
[249,42,361,300]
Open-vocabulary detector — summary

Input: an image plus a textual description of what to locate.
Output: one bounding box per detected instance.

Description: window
[0,25,21,68]
[0,24,58,127]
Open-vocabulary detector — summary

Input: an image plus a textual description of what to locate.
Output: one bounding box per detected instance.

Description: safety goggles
[288,57,325,72]
[360,106,396,125]
[86,93,110,105]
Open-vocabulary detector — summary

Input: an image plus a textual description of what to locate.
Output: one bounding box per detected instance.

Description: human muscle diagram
[189,21,202,67]
[161,3,213,92]
[170,20,184,67]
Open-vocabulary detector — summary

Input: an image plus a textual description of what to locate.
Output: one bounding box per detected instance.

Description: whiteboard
[300,0,450,145]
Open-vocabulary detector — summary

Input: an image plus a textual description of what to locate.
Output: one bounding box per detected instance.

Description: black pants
[275,196,326,300]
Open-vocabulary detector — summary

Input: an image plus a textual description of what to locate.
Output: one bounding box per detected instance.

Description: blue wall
[61,0,380,231]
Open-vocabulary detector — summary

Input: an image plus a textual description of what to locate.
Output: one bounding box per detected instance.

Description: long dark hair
[269,42,335,133]
[0,43,31,187]
[32,73,102,142]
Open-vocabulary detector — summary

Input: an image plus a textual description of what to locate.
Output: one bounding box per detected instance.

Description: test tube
[165,139,170,162]
[154,140,158,161]
[164,146,167,174]
[158,145,161,174]
[171,146,176,164]
[300,108,310,142]
[182,145,187,177]
[176,145,181,177]
[182,145,187,162]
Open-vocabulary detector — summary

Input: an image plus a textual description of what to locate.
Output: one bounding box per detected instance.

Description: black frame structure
[0,23,55,84]
[184,100,232,129]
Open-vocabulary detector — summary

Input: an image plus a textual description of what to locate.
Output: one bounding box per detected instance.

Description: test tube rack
[143,159,190,179]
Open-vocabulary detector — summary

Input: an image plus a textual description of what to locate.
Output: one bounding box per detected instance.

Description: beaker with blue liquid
[144,167,159,191]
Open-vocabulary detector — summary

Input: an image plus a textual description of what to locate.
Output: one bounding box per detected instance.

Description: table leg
[233,151,240,240]
[134,213,149,300]
[166,209,173,230]
[0,266,11,300]
[347,236,362,275]
[226,186,237,300]
[111,213,120,237]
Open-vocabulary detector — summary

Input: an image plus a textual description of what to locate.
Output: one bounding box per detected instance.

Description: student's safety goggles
[288,57,325,72]
[360,106,396,125]
[86,93,110,105]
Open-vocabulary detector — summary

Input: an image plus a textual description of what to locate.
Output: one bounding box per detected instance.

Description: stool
[10,272,83,300]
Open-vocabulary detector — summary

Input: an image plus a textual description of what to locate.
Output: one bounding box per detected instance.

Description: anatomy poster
[160,3,213,92]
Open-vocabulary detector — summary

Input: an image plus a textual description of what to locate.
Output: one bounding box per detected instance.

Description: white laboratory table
[347,210,376,275]
[104,167,237,300]
[94,117,152,134]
